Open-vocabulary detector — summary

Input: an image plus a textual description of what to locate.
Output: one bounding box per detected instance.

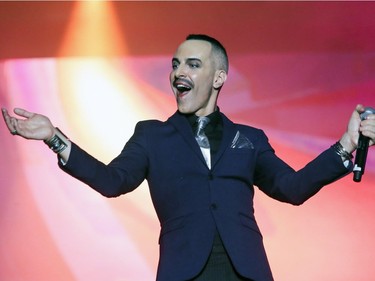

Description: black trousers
[190,232,253,281]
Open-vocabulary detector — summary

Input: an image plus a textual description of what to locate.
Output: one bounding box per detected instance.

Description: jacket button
[210,203,217,210]
[208,173,213,180]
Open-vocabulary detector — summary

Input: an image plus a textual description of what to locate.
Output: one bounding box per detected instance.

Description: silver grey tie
[195,117,210,149]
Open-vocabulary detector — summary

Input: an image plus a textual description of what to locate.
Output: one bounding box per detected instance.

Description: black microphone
[353,107,375,182]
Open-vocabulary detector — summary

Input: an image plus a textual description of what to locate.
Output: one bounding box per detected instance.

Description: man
[2,34,375,281]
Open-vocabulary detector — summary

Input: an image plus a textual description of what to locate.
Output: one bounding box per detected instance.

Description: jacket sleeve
[253,132,352,205]
[58,122,149,197]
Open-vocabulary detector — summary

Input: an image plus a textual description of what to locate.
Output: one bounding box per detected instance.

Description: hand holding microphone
[353,107,375,182]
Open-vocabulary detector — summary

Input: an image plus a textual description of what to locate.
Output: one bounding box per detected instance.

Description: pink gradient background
[1,2,375,281]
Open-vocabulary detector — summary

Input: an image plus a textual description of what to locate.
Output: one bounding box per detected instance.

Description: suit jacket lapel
[167,111,208,167]
[211,113,238,169]
[167,111,239,170]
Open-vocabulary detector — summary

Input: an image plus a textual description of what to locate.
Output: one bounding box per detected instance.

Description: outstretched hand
[2,108,55,140]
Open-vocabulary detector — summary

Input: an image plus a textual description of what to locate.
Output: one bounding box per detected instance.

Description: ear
[213,70,227,89]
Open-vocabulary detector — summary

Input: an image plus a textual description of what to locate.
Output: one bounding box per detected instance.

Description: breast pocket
[220,147,256,181]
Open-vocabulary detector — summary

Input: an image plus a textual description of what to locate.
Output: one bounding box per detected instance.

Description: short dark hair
[186,34,229,73]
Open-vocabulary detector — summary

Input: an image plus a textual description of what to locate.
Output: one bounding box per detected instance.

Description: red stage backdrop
[1,2,375,281]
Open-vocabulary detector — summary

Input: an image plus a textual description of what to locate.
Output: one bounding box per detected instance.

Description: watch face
[54,140,61,149]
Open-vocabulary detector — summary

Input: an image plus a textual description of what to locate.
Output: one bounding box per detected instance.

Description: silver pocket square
[231,131,254,149]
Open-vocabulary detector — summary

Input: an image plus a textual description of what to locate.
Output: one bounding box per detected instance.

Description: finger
[360,117,375,142]
[11,117,19,133]
[356,104,365,114]
[1,108,9,122]
[14,108,34,119]
[364,131,375,146]
[1,108,10,119]
[1,108,18,135]
[2,108,13,128]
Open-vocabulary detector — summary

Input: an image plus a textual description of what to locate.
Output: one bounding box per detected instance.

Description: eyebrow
[172,57,202,64]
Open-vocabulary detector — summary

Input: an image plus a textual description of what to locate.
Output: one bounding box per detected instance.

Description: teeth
[176,85,191,92]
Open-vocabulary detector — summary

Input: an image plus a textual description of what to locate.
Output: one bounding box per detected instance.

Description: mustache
[173,78,193,88]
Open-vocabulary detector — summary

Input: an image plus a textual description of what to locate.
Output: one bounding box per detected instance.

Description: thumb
[14,108,35,119]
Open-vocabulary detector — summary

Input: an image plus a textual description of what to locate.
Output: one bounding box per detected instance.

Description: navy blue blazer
[60,111,350,281]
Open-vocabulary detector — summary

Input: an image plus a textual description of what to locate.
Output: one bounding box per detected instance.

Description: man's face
[170,40,219,116]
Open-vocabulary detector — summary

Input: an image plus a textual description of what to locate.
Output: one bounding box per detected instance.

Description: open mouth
[174,79,193,94]
[176,84,191,92]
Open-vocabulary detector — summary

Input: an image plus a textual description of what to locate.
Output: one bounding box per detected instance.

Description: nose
[174,64,187,78]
